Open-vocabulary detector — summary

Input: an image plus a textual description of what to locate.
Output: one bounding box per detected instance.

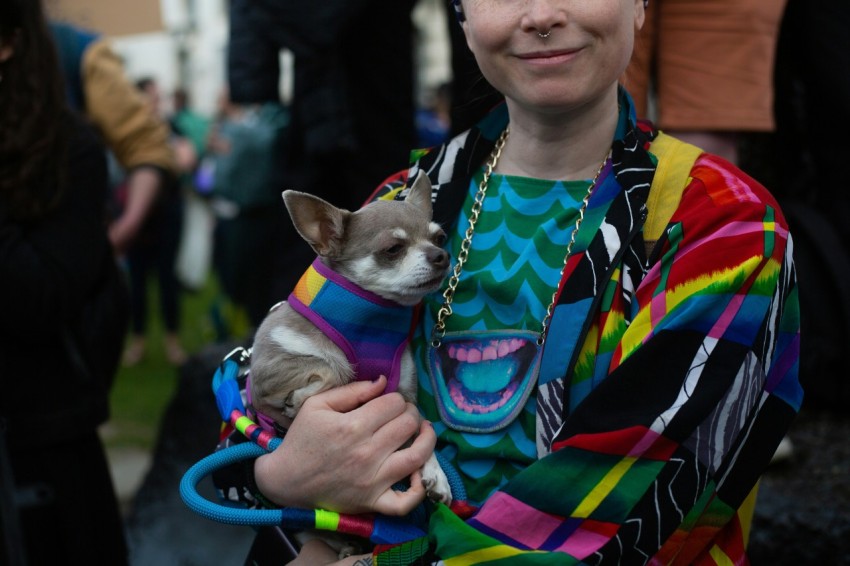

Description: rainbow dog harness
[286,258,417,394]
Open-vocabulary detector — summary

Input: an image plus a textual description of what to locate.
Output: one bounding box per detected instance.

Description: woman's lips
[518,49,581,65]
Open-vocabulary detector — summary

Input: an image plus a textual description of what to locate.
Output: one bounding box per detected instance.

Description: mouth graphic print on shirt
[428,329,541,433]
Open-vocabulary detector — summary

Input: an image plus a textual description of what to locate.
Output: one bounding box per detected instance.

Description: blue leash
[179,348,468,544]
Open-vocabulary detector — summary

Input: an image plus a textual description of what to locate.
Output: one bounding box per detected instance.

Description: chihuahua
[249,171,452,522]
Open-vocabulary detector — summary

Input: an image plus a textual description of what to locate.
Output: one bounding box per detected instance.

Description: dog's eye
[384,243,405,257]
[433,231,447,246]
[284,393,294,408]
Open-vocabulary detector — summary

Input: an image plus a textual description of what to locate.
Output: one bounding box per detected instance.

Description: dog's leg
[422,453,452,505]
[398,349,453,505]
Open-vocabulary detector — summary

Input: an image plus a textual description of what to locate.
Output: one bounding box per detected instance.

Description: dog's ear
[405,171,433,217]
[282,191,350,257]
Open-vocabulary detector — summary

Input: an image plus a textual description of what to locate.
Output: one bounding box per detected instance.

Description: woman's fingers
[254,377,439,515]
[373,467,427,516]
[306,375,390,414]
[311,377,421,450]
[370,421,436,515]
[374,418,435,480]
[369,399,425,449]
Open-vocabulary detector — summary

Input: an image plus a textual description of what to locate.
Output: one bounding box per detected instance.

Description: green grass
[102,275,246,451]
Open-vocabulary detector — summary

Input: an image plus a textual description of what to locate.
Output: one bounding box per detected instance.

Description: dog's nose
[429,248,449,269]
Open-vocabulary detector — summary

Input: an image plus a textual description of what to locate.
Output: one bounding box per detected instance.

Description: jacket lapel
[536,119,659,454]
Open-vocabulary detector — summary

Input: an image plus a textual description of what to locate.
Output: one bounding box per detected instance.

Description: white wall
[413,0,452,106]
[111,0,227,117]
[110,32,178,106]
[184,0,229,115]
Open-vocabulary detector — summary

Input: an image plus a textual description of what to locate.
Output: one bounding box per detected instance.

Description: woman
[239,0,801,563]
[0,1,129,563]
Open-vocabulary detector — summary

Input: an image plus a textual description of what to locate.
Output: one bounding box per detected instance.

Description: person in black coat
[226,0,419,312]
[0,0,130,563]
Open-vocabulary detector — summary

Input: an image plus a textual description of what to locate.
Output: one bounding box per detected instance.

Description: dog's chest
[287,260,416,392]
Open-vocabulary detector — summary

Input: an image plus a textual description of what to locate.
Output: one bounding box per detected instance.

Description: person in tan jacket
[51,22,186,365]
[50,20,178,254]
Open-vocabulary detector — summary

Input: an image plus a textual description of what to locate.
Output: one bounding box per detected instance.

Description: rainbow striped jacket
[369,90,801,565]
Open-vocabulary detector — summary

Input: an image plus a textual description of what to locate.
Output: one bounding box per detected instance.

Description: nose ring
[538,30,551,39]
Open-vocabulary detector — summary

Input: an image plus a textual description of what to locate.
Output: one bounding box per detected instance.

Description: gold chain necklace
[430,126,611,348]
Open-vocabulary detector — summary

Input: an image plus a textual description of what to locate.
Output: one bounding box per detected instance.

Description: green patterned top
[413,171,592,505]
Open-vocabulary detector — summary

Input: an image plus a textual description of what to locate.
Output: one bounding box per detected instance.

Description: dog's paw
[421,453,452,505]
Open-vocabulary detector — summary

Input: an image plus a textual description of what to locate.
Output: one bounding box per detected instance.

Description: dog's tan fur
[249,172,452,517]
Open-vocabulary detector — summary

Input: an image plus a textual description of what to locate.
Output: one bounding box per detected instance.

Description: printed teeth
[447,338,527,363]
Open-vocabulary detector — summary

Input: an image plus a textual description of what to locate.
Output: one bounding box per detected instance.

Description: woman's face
[461,0,644,115]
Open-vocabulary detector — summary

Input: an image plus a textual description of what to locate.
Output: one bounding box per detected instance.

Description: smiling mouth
[434,336,537,418]
[518,48,581,63]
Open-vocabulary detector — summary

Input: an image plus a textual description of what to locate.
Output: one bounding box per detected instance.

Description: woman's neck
[496,90,619,181]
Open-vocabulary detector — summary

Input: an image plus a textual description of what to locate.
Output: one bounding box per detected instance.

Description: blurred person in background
[205,90,290,330]
[622,0,787,165]
[171,87,211,160]
[49,19,178,255]
[226,0,419,299]
[415,82,452,148]
[0,0,130,563]
[49,20,180,365]
[767,0,850,411]
[120,77,189,366]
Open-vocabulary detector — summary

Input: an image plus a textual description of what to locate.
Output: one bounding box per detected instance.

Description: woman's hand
[255,376,436,516]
